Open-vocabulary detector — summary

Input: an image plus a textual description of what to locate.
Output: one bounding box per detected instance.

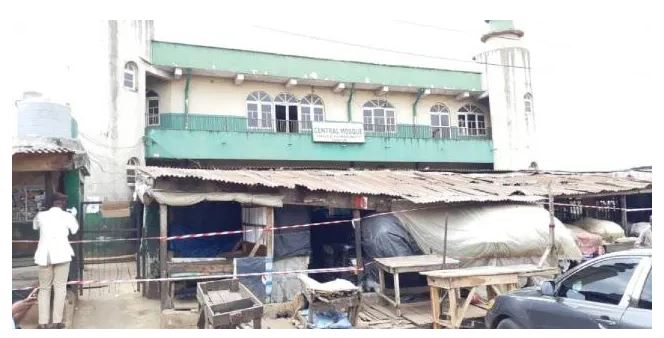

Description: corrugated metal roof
[12,144,76,155]
[135,167,650,205]
[12,137,91,174]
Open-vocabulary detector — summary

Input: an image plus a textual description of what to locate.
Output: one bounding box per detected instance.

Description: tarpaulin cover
[565,224,604,258]
[360,214,423,285]
[573,217,625,242]
[168,202,242,257]
[271,256,310,303]
[628,222,650,237]
[274,206,311,259]
[235,257,269,302]
[394,204,582,267]
[135,182,283,207]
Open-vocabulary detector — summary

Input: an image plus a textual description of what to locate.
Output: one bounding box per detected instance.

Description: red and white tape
[12,203,651,245]
[12,265,362,291]
[547,202,652,212]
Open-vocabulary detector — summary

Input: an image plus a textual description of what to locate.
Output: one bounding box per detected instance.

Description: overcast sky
[6,7,659,171]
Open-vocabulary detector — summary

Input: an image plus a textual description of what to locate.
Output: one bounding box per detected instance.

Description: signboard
[312,121,365,143]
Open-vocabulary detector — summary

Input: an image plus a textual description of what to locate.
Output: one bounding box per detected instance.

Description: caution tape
[12,265,362,291]
[12,203,651,245]
[11,204,447,244]
[546,202,652,212]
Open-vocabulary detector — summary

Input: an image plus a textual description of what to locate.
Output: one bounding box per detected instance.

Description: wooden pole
[621,195,628,230]
[352,210,363,281]
[442,214,449,267]
[538,183,555,268]
[265,207,274,258]
[265,207,274,302]
[159,204,170,310]
[548,183,555,250]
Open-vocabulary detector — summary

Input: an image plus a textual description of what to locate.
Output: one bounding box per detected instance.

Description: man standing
[33,193,79,329]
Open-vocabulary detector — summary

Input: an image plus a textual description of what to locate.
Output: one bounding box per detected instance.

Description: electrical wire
[251,25,531,70]
[79,132,143,150]
[393,20,522,41]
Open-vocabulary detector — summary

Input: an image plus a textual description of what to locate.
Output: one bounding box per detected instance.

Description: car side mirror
[540,280,555,296]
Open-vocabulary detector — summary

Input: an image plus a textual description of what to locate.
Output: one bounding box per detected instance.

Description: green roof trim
[151,41,483,91]
[486,20,514,32]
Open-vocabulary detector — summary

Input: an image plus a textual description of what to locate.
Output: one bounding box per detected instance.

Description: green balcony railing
[149,113,492,141]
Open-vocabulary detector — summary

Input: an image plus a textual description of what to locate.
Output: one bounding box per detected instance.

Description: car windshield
[556,257,640,305]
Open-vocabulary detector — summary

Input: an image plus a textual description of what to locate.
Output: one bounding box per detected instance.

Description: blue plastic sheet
[299,309,352,329]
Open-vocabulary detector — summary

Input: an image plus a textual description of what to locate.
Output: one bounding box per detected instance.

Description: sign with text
[312,122,365,143]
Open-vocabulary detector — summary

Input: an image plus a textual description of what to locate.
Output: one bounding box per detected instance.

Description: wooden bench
[373,255,459,316]
[421,264,560,329]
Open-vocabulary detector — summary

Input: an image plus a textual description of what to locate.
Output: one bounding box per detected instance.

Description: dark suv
[486,249,651,329]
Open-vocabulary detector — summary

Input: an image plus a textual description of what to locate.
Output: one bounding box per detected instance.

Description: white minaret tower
[475,20,537,171]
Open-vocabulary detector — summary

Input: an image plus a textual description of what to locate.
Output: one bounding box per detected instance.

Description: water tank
[16,92,72,139]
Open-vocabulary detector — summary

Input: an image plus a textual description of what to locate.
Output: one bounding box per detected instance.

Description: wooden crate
[197,279,264,329]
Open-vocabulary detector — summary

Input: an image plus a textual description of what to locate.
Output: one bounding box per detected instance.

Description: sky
[5,5,660,171]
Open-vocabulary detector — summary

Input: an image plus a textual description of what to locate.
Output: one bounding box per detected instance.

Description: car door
[620,261,652,329]
[526,256,644,328]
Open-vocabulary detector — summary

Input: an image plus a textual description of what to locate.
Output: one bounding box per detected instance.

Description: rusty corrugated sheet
[12,145,76,155]
[135,166,649,205]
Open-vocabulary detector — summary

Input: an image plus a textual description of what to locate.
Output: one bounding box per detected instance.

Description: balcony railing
[151,113,491,140]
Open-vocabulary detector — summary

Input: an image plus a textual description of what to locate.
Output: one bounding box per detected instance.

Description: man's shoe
[53,323,66,329]
[36,324,49,329]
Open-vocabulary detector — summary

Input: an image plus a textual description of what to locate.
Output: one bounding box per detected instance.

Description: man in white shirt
[33,193,79,329]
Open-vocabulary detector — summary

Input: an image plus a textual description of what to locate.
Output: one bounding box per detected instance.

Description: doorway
[275,93,299,133]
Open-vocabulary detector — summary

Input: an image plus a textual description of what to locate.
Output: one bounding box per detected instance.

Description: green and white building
[71,20,537,201]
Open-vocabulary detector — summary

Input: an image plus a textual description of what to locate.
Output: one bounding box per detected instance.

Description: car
[485,249,652,329]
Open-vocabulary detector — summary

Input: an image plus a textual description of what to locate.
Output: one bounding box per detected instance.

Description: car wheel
[496,318,521,329]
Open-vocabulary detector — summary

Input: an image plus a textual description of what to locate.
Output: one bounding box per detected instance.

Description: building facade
[69,20,536,202]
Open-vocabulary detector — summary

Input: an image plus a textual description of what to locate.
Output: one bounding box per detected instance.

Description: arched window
[246,91,273,129]
[123,62,138,91]
[274,93,299,133]
[524,93,533,113]
[300,94,324,130]
[457,104,486,136]
[363,99,395,133]
[524,93,534,133]
[126,157,141,186]
[430,103,451,139]
[146,90,159,126]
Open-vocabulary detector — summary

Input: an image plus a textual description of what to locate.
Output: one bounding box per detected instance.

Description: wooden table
[421,264,560,329]
[373,255,460,316]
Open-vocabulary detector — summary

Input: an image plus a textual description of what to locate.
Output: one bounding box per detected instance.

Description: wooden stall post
[159,204,171,310]
[265,207,274,258]
[538,183,555,267]
[621,195,628,230]
[140,204,148,296]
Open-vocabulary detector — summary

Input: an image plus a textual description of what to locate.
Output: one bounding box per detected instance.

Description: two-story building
[142,40,496,170]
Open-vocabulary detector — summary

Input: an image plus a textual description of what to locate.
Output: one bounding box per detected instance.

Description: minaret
[475,20,538,171]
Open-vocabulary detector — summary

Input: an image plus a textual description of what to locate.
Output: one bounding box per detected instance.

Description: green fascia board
[487,20,514,32]
[151,41,483,91]
[145,128,493,164]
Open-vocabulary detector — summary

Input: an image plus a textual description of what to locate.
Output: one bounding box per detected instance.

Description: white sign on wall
[312,122,365,143]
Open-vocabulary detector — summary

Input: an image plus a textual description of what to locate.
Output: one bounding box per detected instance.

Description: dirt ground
[72,262,161,329]
[72,285,161,328]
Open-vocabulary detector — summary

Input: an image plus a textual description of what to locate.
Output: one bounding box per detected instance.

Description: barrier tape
[11,204,446,244]
[12,265,362,291]
[545,202,652,212]
[12,203,651,244]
